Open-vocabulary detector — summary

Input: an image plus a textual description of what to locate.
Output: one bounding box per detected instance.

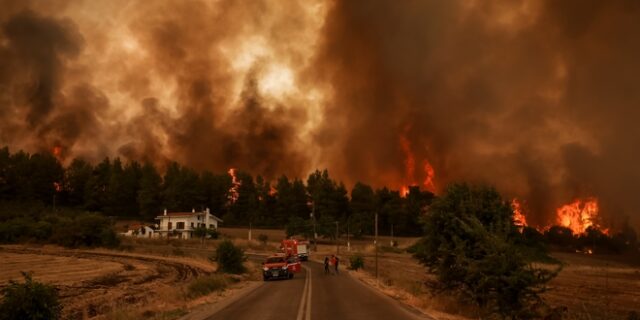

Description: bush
[0,272,62,320]
[186,275,228,298]
[213,240,246,274]
[257,234,268,245]
[349,254,364,271]
[413,184,558,317]
[50,213,120,248]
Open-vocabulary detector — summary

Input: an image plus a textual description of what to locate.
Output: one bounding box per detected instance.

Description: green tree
[162,162,203,211]
[413,183,557,317]
[200,171,231,217]
[0,272,62,320]
[214,240,246,274]
[226,171,258,226]
[138,162,162,220]
[64,158,93,207]
[349,182,375,238]
[84,158,111,211]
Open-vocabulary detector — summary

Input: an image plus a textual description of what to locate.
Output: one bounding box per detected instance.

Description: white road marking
[296,265,311,320]
[305,265,312,320]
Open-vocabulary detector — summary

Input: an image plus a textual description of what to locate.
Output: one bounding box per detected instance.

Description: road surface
[206,260,428,320]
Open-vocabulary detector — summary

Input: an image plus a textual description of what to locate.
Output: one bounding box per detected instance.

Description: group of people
[323,255,340,275]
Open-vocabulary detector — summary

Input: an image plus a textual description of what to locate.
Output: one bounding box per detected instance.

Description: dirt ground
[347,249,640,320]
[0,239,251,319]
[542,252,640,320]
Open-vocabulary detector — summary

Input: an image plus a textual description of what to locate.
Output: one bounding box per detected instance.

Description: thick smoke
[0,0,639,227]
[313,0,640,227]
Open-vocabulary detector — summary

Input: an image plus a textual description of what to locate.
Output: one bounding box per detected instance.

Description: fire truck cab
[281,239,309,261]
[262,254,301,281]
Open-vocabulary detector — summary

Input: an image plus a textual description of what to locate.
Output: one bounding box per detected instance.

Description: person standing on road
[324,256,330,274]
[330,255,336,275]
[334,256,340,275]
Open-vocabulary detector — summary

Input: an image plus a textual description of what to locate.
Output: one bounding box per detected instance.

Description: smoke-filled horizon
[1,0,639,228]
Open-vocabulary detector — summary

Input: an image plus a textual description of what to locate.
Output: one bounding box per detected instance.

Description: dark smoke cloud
[313,0,640,227]
[0,0,639,227]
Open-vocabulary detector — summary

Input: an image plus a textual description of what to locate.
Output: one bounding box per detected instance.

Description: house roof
[156,211,223,222]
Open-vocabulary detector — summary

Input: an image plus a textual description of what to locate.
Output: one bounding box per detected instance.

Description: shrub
[413,183,558,317]
[349,254,364,271]
[213,240,246,274]
[50,213,120,248]
[257,234,268,245]
[0,272,62,320]
[186,275,227,298]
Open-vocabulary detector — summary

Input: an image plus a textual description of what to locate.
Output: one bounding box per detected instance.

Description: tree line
[0,146,434,237]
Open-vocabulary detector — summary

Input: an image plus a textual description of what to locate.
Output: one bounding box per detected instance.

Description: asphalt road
[206,260,428,320]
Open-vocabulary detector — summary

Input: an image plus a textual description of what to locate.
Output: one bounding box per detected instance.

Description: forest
[0,146,434,238]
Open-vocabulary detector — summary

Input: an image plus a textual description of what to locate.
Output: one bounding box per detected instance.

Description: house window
[177,222,185,229]
[209,224,214,229]
[168,222,172,230]
[190,222,194,228]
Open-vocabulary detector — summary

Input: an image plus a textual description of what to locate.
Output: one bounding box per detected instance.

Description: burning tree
[413,183,559,317]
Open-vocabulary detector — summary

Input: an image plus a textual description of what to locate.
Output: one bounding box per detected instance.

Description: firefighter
[324,256,330,274]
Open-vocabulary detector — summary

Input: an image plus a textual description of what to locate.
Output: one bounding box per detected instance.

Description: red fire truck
[281,239,309,261]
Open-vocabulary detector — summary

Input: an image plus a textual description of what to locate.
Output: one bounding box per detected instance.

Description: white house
[121,224,157,238]
[155,208,222,239]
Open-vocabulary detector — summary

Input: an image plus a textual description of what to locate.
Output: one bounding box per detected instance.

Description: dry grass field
[336,246,640,320]
[0,242,254,320]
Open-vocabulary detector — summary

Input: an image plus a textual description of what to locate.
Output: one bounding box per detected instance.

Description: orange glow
[52,146,62,160]
[422,160,436,193]
[400,185,410,197]
[555,198,603,235]
[53,182,62,192]
[228,168,241,203]
[398,127,437,197]
[511,198,527,228]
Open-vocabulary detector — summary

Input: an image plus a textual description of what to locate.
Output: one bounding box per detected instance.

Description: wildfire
[398,127,436,197]
[422,160,436,193]
[556,198,605,235]
[228,168,241,203]
[52,146,62,160]
[511,198,527,228]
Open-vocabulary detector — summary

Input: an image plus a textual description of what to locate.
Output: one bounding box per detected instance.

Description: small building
[155,208,222,239]
[121,224,157,238]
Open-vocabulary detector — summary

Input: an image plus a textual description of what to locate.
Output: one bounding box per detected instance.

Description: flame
[52,146,62,160]
[555,198,603,235]
[399,127,436,197]
[511,198,527,228]
[269,186,277,196]
[422,160,436,193]
[228,168,241,203]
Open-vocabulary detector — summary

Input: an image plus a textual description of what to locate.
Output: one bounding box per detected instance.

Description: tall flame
[399,127,436,197]
[511,198,527,228]
[422,160,436,193]
[556,198,603,235]
[228,168,241,203]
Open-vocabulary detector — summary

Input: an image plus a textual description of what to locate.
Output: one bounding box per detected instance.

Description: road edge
[179,280,264,320]
[346,268,436,320]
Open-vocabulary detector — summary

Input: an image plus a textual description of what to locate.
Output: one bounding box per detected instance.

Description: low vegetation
[0,272,62,320]
[186,274,228,298]
[349,254,364,271]
[212,240,246,274]
[0,203,119,248]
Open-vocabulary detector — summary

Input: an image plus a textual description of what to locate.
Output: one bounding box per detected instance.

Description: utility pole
[335,221,339,255]
[390,223,394,247]
[311,206,317,251]
[347,217,351,252]
[375,212,378,286]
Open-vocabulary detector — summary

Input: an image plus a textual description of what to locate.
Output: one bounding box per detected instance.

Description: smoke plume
[0,0,639,227]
